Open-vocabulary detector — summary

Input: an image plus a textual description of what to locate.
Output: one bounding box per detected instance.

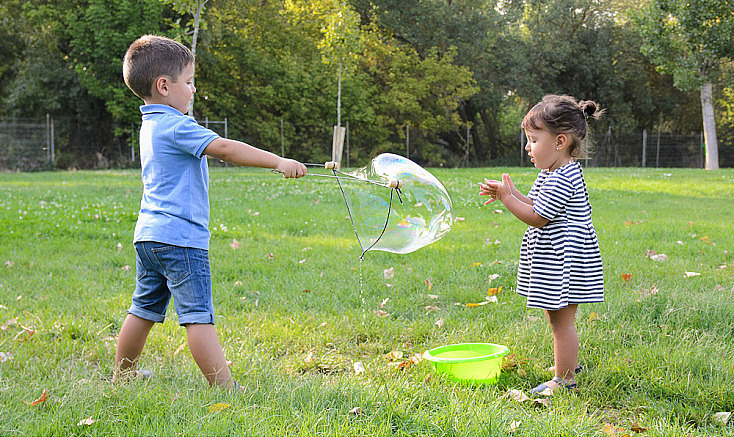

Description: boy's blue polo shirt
[134,104,220,250]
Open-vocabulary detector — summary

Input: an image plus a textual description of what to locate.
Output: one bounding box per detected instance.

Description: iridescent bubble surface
[342,153,454,255]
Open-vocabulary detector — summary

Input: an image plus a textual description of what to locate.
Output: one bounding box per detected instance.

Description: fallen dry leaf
[455,216,465,221]
[505,389,530,403]
[601,423,629,437]
[383,268,394,280]
[533,397,551,407]
[588,312,598,322]
[712,412,731,426]
[229,239,241,250]
[384,350,403,361]
[630,422,647,433]
[1,318,18,331]
[353,361,365,375]
[77,417,97,426]
[14,326,35,342]
[501,354,527,370]
[173,342,187,357]
[0,351,12,363]
[348,406,363,415]
[265,252,274,259]
[28,389,47,407]
[435,318,444,328]
[508,420,522,433]
[208,402,230,413]
[622,273,633,281]
[493,210,503,214]
[424,305,439,312]
[424,279,433,290]
[649,254,668,261]
[379,298,390,308]
[684,271,701,278]
[487,286,503,296]
[374,309,390,317]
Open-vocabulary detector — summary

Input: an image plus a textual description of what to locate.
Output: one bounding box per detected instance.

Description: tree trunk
[700,81,719,170]
[188,0,207,117]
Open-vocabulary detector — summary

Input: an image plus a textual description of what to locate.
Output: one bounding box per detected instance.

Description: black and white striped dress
[516,161,604,310]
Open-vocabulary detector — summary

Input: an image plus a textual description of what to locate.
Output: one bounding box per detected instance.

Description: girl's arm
[479,174,548,228]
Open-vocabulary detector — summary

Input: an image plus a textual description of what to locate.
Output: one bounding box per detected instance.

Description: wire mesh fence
[1,115,729,170]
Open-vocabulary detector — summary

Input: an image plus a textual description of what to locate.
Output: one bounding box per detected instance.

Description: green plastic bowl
[423,343,509,385]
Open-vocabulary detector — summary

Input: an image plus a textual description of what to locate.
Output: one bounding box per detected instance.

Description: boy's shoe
[136,369,154,380]
[530,376,577,396]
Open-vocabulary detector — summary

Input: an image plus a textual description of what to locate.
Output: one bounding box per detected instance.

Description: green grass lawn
[1,166,733,436]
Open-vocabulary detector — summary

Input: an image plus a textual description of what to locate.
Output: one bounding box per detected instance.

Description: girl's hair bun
[579,100,604,120]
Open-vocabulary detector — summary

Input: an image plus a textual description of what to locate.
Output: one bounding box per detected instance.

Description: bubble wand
[273,154,453,258]
[275,161,403,259]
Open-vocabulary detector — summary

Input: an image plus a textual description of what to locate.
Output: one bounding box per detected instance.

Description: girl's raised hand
[478,174,515,205]
[479,177,502,205]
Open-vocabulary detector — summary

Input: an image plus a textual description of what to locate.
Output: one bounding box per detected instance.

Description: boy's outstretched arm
[204,138,307,178]
[481,174,548,228]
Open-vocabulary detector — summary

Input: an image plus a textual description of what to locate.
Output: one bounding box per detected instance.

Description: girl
[479,95,604,395]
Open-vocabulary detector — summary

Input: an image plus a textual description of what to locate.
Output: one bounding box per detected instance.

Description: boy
[115,35,306,389]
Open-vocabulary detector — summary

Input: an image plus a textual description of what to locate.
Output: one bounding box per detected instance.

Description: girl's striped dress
[516,161,604,310]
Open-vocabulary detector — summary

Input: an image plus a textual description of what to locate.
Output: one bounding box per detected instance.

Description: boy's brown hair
[123,35,194,99]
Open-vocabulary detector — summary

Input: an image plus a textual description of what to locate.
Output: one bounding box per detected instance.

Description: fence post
[655,126,660,168]
[131,124,136,163]
[280,117,284,157]
[519,127,525,166]
[50,116,55,164]
[224,118,228,139]
[346,121,350,168]
[700,131,704,168]
[405,124,410,159]
[465,125,470,168]
[46,113,50,162]
[642,129,647,168]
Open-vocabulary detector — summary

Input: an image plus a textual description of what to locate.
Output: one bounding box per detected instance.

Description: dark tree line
[1,0,732,169]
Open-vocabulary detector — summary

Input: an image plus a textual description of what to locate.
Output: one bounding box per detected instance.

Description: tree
[633,0,734,169]
[166,0,209,116]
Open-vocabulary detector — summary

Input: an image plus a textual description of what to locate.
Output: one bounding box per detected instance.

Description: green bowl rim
[423,342,509,364]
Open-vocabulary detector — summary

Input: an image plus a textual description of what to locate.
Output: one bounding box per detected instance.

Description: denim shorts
[129,241,215,325]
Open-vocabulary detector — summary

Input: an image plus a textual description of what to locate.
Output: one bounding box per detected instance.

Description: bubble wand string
[273,161,403,259]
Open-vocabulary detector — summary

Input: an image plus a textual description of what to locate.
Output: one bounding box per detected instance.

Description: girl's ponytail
[579,100,604,121]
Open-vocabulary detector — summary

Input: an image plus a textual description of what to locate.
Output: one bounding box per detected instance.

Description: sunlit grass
[0,167,733,435]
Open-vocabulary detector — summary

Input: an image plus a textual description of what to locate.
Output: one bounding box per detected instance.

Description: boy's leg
[545,304,579,381]
[185,323,234,389]
[114,314,155,381]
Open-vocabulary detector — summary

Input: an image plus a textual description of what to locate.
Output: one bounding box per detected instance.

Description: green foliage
[632,0,734,90]
[0,0,733,167]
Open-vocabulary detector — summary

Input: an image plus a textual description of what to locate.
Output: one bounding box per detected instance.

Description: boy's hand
[276,158,307,178]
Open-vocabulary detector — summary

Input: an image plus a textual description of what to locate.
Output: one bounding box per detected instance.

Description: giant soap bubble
[337,153,454,256]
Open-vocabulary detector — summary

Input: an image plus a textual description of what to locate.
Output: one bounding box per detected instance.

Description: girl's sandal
[530,376,577,396]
